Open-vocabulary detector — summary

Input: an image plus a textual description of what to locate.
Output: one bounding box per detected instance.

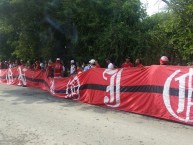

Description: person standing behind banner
[9,61,13,68]
[89,59,96,68]
[46,60,53,78]
[121,57,133,68]
[70,60,76,76]
[52,58,63,78]
[26,60,31,69]
[95,60,101,68]
[4,61,8,69]
[135,58,143,68]
[40,61,45,70]
[105,58,114,69]
[83,62,91,72]
[76,65,83,74]
[34,60,41,70]
[20,60,25,67]
[60,60,66,77]
[0,60,3,69]
[160,56,169,65]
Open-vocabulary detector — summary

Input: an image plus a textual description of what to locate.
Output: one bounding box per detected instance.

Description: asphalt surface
[0,84,192,145]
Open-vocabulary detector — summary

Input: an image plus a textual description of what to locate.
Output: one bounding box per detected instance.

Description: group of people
[0,55,169,78]
[106,57,143,69]
[0,59,48,70]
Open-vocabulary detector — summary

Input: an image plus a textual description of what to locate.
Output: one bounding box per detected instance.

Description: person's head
[105,58,111,64]
[160,56,169,65]
[135,58,141,65]
[35,59,40,63]
[56,58,60,62]
[71,60,75,64]
[20,59,24,64]
[125,57,130,63]
[89,59,96,65]
[27,60,30,64]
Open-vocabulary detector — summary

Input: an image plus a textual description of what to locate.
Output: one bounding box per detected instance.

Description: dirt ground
[0,84,192,145]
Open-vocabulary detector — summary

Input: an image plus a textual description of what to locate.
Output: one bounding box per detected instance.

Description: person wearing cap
[70,60,76,76]
[121,57,133,68]
[89,59,96,68]
[40,61,45,70]
[52,58,63,77]
[160,56,169,65]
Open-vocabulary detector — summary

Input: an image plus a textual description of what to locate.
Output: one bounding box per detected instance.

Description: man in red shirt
[52,58,63,77]
[121,57,133,68]
[135,58,143,68]
[95,60,101,68]
[34,60,41,70]
[46,60,53,78]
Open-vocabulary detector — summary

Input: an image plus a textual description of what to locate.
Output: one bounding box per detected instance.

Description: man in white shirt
[105,59,114,69]
[89,59,96,68]
[70,60,76,75]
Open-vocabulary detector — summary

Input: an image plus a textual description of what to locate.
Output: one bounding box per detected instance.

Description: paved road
[0,84,192,145]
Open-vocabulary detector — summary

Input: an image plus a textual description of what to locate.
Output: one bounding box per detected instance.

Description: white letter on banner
[174,73,188,113]
[50,79,55,94]
[17,66,27,86]
[185,68,193,122]
[163,68,193,122]
[6,68,13,85]
[65,76,80,99]
[103,69,123,108]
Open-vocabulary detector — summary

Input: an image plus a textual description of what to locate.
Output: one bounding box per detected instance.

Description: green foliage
[159,0,193,64]
[0,0,146,65]
[0,0,193,65]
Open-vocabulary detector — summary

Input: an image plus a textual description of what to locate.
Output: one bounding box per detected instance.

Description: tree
[160,0,193,63]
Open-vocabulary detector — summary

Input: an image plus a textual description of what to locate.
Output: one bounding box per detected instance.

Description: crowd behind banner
[0,55,192,126]
[0,56,145,78]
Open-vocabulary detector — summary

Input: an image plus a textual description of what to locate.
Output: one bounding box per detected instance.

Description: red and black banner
[0,65,193,125]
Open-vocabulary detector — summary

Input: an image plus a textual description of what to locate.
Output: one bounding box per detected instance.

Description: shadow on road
[0,84,73,104]
[0,83,136,117]
[0,84,111,114]
[1,84,193,128]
